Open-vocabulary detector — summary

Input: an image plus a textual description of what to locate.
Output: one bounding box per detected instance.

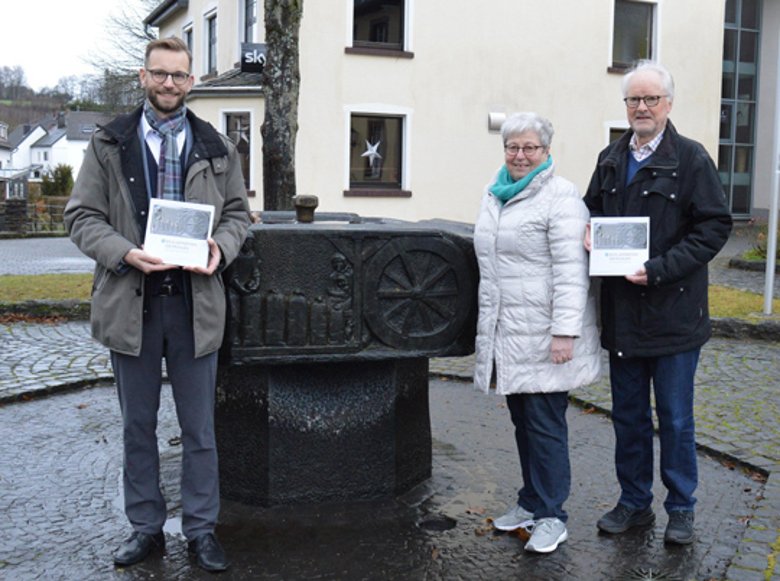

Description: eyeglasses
[623,95,666,108]
[504,144,546,156]
[147,69,191,85]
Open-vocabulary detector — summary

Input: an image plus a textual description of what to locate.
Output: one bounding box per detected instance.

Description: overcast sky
[1,0,133,91]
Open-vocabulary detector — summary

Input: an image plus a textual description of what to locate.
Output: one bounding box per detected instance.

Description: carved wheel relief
[364,238,473,350]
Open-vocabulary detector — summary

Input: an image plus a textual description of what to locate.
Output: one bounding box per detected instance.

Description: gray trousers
[111,294,219,540]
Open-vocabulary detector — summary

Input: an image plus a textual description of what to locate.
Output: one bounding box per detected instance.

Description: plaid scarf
[143,100,187,201]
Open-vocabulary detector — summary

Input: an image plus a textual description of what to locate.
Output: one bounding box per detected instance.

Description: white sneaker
[524,517,568,553]
[492,504,535,531]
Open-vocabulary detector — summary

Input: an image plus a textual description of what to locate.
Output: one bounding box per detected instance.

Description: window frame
[610,0,658,73]
[204,9,218,76]
[241,0,258,44]
[182,22,194,57]
[344,105,412,198]
[345,0,414,59]
[222,109,255,196]
[607,122,630,145]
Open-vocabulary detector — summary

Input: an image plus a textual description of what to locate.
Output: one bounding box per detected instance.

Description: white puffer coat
[473,164,602,395]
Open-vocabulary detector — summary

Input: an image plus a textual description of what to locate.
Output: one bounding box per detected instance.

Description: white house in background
[28,112,115,180]
[0,122,23,200]
[0,123,11,169]
[8,122,47,179]
[144,0,778,222]
[7,111,114,186]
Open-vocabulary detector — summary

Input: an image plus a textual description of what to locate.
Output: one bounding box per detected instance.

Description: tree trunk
[261,0,303,211]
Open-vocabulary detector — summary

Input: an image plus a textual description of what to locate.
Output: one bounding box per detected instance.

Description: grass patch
[709,284,780,321]
[0,275,778,323]
[0,273,92,302]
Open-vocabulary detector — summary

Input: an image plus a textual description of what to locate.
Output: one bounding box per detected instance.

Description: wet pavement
[0,237,94,275]
[0,379,762,580]
[1,232,779,580]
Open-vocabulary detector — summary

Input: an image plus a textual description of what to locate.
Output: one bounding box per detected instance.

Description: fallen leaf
[508,527,532,542]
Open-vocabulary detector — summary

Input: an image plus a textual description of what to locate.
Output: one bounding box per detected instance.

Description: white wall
[159,0,726,223]
[9,126,46,170]
[0,148,11,168]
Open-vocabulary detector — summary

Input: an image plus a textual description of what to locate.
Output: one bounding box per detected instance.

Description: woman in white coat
[473,112,601,553]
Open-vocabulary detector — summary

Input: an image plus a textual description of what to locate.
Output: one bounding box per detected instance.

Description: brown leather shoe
[113,531,165,567]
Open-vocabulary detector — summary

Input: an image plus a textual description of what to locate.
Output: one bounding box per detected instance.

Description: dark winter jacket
[583,121,732,357]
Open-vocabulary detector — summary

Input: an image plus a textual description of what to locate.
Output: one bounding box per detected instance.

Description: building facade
[145,0,779,223]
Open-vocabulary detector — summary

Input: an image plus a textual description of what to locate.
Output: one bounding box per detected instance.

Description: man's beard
[146,88,186,115]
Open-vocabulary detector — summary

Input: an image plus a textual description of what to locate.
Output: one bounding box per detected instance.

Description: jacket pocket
[638,284,701,341]
[92,265,109,296]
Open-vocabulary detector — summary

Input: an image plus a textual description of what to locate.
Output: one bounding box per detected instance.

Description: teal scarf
[490,155,553,204]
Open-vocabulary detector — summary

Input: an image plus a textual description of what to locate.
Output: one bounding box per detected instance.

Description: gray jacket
[64,106,251,357]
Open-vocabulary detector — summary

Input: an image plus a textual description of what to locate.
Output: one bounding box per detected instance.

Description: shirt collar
[140,112,187,152]
[629,129,665,161]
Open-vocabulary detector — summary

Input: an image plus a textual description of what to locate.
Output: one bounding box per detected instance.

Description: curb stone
[3,300,778,342]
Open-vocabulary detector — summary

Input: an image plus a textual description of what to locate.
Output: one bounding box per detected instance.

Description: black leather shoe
[597,503,655,534]
[114,531,165,567]
[188,532,230,572]
[664,511,695,544]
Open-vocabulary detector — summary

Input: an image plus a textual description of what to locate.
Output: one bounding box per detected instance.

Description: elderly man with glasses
[583,60,732,545]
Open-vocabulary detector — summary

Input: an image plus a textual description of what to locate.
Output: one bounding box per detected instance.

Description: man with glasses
[65,37,250,572]
[583,60,731,545]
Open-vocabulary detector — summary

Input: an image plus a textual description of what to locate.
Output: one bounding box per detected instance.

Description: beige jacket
[64,107,251,357]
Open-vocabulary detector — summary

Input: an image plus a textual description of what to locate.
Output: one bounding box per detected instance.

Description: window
[183,24,193,55]
[206,12,218,75]
[609,127,627,143]
[225,112,252,192]
[243,0,257,43]
[612,0,654,70]
[349,0,411,57]
[347,114,408,196]
[720,0,760,216]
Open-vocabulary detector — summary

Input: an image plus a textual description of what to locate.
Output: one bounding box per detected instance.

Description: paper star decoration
[361,140,383,165]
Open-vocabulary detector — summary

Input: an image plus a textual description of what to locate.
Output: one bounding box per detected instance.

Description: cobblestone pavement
[1,231,779,579]
[0,379,761,580]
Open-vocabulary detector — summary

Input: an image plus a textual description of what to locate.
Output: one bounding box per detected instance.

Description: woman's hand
[551,336,574,364]
[583,222,592,252]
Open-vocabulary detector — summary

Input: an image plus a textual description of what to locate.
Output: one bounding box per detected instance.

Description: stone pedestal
[216,212,478,506]
[216,358,431,506]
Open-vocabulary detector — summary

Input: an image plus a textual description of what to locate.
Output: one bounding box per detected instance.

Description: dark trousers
[111,294,219,540]
[507,391,570,522]
[608,348,700,513]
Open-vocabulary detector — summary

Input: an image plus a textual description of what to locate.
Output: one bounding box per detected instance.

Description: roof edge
[144,0,189,27]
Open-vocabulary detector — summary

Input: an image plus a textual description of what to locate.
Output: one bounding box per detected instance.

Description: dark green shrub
[41,164,74,198]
